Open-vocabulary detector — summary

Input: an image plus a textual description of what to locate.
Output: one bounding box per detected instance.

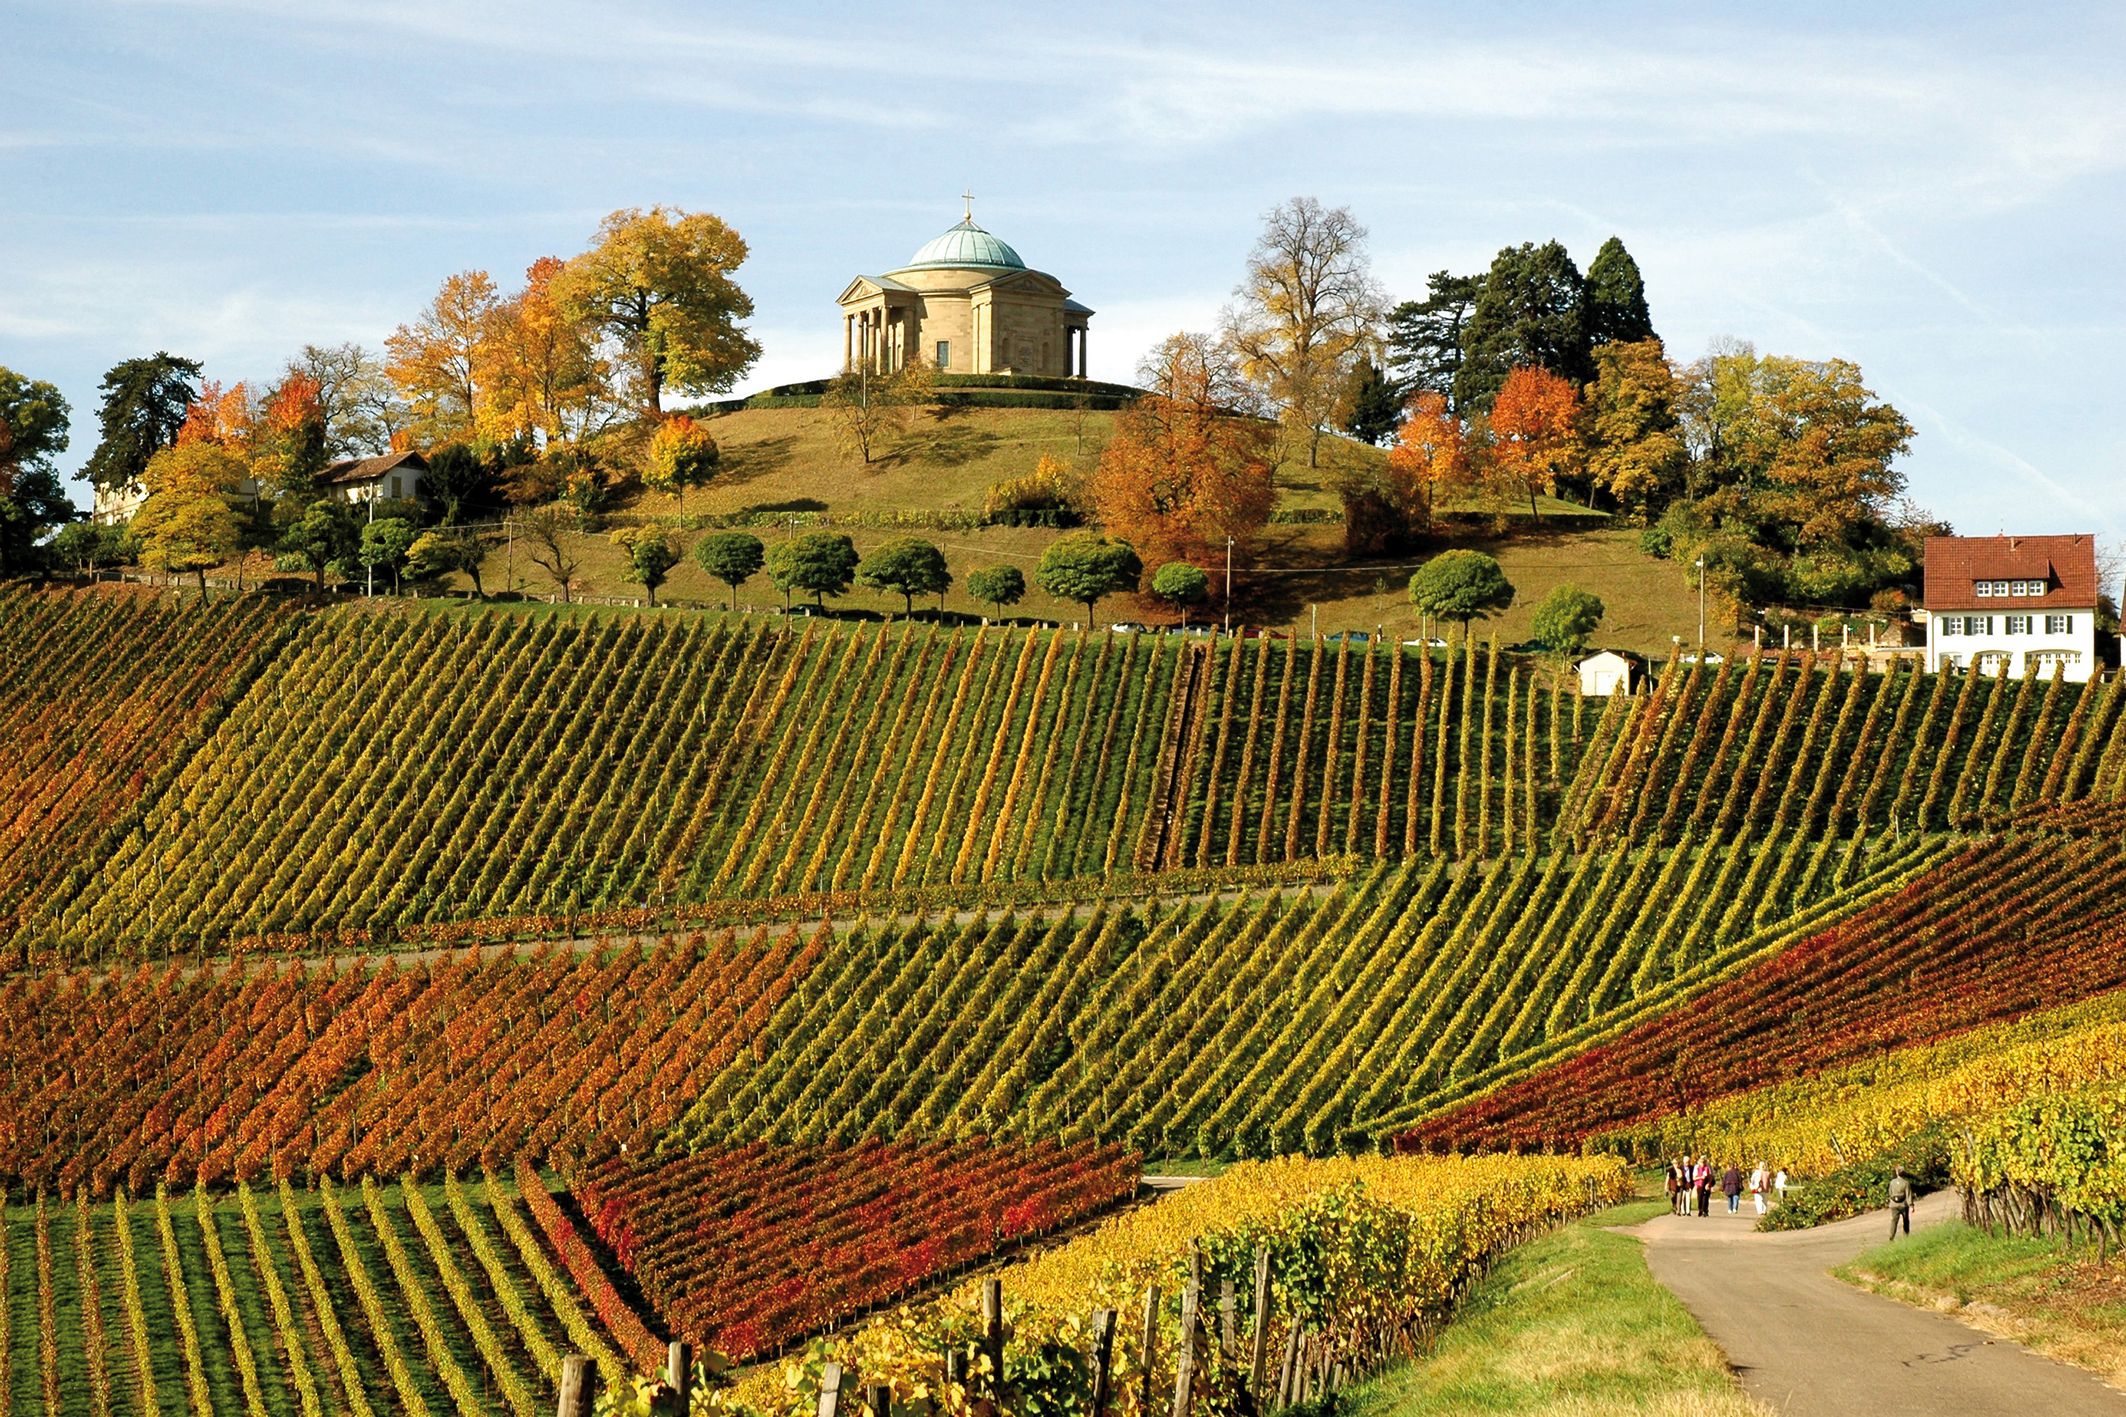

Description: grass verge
[1838,1220,2126,1386]
[1342,1208,1766,1417]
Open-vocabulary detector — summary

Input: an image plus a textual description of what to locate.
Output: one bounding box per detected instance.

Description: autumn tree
[821,357,933,465]
[1484,367,1581,517]
[1092,333,1276,566]
[1385,392,1471,531]
[557,207,762,415]
[484,257,619,444]
[132,442,243,594]
[1456,242,1590,410]
[82,353,202,497]
[0,366,73,579]
[643,414,720,491]
[387,269,500,441]
[1585,339,1685,519]
[612,527,682,606]
[175,379,255,449]
[856,536,952,617]
[251,373,331,496]
[694,530,765,610]
[284,343,402,456]
[1221,197,1384,466]
[1037,533,1141,625]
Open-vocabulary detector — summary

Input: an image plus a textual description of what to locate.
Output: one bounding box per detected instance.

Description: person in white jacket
[1748,1162,1769,1215]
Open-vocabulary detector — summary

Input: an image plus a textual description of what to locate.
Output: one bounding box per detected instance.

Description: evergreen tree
[1385,272,1484,406]
[1338,361,1403,446]
[1585,237,1657,348]
[1454,243,1590,410]
[82,353,202,494]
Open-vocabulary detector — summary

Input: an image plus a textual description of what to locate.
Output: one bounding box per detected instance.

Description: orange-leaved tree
[175,380,254,450]
[1092,334,1274,565]
[1485,365,1581,517]
[386,269,501,443]
[1386,392,1471,531]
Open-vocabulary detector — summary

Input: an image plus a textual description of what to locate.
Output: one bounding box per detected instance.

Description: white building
[1577,649,1646,697]
[325,450,426,505]
[1923,534,2100,682]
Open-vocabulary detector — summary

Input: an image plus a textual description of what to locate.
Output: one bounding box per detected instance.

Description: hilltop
[429,402,1720,655]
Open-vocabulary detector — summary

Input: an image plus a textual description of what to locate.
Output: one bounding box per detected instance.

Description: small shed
[1577,649,1645,697]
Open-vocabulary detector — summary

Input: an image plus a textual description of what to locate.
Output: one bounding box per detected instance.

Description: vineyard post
[1246,1246,1272,1401]
[1169,1279,1201,1417]
[817,1361,844,1417]
[1219,1279,1236,1357]
[667,1341,691,1412]
[1137,1284,1161,1417]
[867,1381,891,1417]
[981,1278,1005,1400]
[1276,1326,1301,1407]
[1090,1308,1118,1417]
[557,1354,593,1417]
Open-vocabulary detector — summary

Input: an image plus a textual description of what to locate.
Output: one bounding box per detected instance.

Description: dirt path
[1634,1189,2126,1415]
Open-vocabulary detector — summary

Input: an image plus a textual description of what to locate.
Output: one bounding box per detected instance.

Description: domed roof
[902,218,1025,271]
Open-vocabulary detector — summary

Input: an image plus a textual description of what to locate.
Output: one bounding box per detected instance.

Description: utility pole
[1223,537,1234,634]
[365,495,375,598]
[1695,557,1706,653]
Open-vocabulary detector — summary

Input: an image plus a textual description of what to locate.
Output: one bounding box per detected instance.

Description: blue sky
[4,0,2122,544]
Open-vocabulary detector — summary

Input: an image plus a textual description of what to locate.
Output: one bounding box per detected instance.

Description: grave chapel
[837,200,1092,379]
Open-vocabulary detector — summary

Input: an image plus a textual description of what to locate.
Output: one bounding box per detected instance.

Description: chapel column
[843,314,853,371]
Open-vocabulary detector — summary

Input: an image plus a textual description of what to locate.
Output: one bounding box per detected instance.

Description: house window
[1937,617,1958,638]
[936,341,950,368]
[1974,582,1993,597]
[2046,614,2071,634]
[2004,614,2031,635]
[390,475,403,500]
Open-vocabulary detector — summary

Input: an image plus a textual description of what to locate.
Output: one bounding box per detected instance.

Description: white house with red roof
[1923,534,2099,681]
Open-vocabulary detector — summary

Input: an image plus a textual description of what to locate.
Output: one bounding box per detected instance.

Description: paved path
[1633,1189,2126,1416]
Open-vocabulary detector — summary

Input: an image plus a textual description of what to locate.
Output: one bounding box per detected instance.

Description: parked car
[1677,651,1726,665]
[1109,622,1151,634]
[1325,630,1371,644]
[1402,637,1450,649]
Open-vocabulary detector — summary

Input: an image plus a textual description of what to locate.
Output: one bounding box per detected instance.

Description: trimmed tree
[1151,561,1210,626]
[765,530,858,609]
[358,516,418,594]
[966,565,1026,620]
[408,525,489,598]
[856,536,951,618]
[1036,532,1142,626]
[1529,585,1606,658]
[613,527,683,606]
[694,530,765,611]
[1409,549,1514,628]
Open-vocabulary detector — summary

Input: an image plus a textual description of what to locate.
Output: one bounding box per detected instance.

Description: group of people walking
[1666,1157,1787,1216]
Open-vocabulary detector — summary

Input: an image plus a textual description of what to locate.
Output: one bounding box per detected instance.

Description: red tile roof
[1923,534,2099,612]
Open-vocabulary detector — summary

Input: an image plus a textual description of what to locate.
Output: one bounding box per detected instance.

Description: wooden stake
[1247,1246,1272,1400]
[817,1362,844,1417]
[1276,1327,1302,1408]
[1090,1308,1118,1417]
[981,1278,1005,1400]
[867,1382,891,1417]
[667,1341,691,1413]
[557,1354,593,1417]
[1138,1284,1161,1417]
[1169,1280,1200,1417]
[1219,1279,1236,1359]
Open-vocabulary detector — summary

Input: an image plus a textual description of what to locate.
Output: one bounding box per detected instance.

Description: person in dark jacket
[1888,1166,1914,1238]
[1722,1163,1744,1214]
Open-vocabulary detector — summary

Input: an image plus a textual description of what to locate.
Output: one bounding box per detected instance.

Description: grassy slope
[428,404,1715,654]
[1838,1222,2126,1386]
[1346,1206,1767,1417]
